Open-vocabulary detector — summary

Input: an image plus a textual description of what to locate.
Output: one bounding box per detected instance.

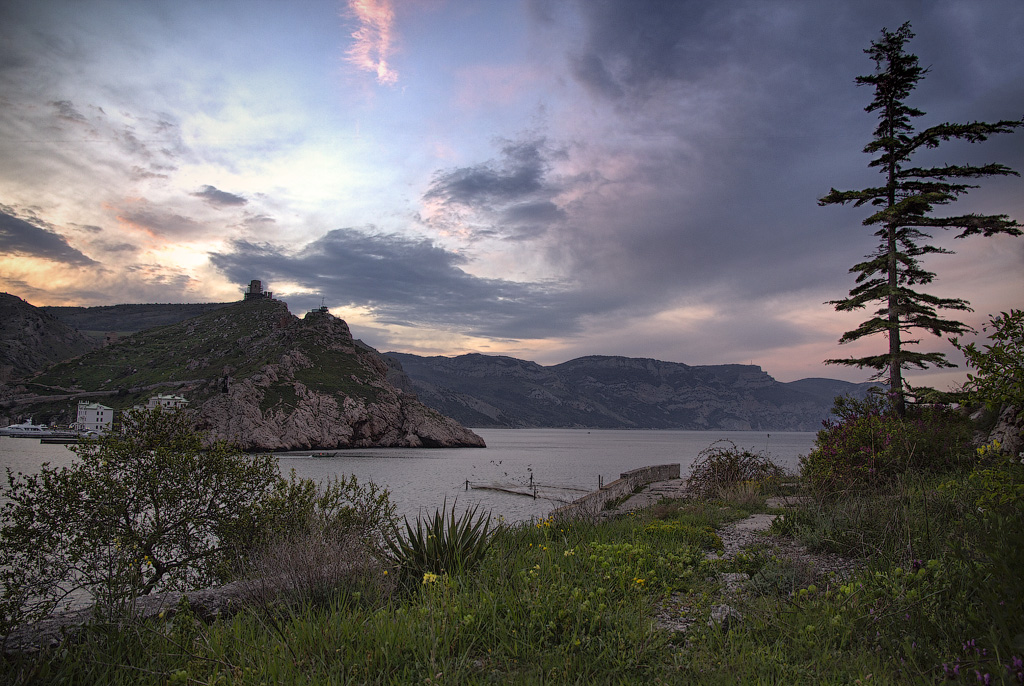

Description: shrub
[952,309,1024,411]
[386,500,497,584]
[0,408,397,634]
[800,393,973,491]
[237,473,397,609]
[0,408,283,631]
[686,440,784,500]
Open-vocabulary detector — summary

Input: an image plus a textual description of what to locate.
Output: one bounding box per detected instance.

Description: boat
[0,420,77,440]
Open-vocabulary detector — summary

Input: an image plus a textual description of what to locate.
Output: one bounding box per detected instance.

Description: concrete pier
[550,463,681,520]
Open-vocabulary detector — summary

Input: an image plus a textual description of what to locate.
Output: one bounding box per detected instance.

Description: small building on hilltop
[75,401,113,435]
[243,279,273,301]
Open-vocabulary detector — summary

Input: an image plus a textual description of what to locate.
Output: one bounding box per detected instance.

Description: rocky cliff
[0,293,99,382]
[386,352,878,431]
[12,299,484,451]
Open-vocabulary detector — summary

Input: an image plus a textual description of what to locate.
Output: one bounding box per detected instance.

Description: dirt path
[607,482,863,634]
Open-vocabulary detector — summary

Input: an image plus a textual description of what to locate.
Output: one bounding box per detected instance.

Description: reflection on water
[0,428,816,523]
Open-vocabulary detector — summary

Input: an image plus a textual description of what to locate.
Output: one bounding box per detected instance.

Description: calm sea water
[0,429,816,523]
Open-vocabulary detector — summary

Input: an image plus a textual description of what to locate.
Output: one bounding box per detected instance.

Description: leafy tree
[0,407,395,632]
[953,309,1024,411]
[0,408,278,629]
[820,22,1022,415]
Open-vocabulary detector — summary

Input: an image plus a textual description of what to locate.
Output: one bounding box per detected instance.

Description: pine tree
[820,22,1023,415]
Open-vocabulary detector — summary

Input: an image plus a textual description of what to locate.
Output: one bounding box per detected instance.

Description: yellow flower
[422,572,440,584]
[633,577,645,586]
[564,549,576,557]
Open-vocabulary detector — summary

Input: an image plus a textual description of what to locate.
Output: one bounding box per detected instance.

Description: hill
[40,302,233,338]
[385,352,878,431]
[6,299,483,451]
[0,293,99,382]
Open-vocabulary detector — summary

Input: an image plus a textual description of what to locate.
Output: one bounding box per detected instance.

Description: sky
[1,0,1022,388]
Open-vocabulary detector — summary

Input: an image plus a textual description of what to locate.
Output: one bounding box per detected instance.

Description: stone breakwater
[551,463,681,520]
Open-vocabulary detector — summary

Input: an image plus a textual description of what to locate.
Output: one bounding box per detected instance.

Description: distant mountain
[6,299,484,451]
[385,352,878,431]
[0,293,99,382]
[41,302,233,337]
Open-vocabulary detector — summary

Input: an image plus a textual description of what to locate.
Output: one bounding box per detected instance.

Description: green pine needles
[820,22,1023,414]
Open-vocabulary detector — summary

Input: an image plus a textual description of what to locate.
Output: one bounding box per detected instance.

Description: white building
[76,402,114,435]
[141,394,189,411]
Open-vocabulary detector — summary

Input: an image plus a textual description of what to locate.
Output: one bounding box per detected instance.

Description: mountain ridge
[385,351,877,431]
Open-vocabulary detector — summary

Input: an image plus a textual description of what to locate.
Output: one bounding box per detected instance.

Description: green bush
[236,472,397,609]
[800,394,973,491]
[953,309,1024,411]
[386,500,497,584]
[0,408,397,633]
[686,440,784,500]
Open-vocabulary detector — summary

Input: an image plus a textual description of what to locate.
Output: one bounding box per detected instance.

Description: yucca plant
[385,500,496,583]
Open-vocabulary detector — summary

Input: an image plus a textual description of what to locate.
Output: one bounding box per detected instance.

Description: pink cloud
[344,0,399,85]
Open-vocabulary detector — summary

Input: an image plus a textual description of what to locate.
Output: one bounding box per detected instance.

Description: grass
[3,452,1023,685]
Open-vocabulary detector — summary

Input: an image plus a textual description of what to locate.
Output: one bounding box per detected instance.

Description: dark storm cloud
[423,136,567,241]
[425,138,550,206]
[0,210,97,266]
[566,0,711,101]
[209,229,608,338]
[192,185,248,207]
[522,0,1024,314]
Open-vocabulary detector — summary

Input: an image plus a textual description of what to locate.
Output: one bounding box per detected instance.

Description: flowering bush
[800,394,973,490]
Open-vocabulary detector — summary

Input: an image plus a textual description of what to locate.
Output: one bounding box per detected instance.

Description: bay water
[0,429,816,523]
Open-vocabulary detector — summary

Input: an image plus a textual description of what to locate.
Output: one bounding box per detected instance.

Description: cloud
[0,210,97,266]
[50,99,87,123]
[209,228,594,338]
[344,0,399,85]
[192,185,248,207]
[423,136,568,241]
[113,200,206,239]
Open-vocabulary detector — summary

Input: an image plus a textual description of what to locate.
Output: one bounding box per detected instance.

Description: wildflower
[633,577,645,586]
[564,549,576,557]
[422,572,440,584]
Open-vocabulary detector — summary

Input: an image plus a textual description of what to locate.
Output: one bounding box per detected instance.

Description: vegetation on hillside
[16,299,386,424]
